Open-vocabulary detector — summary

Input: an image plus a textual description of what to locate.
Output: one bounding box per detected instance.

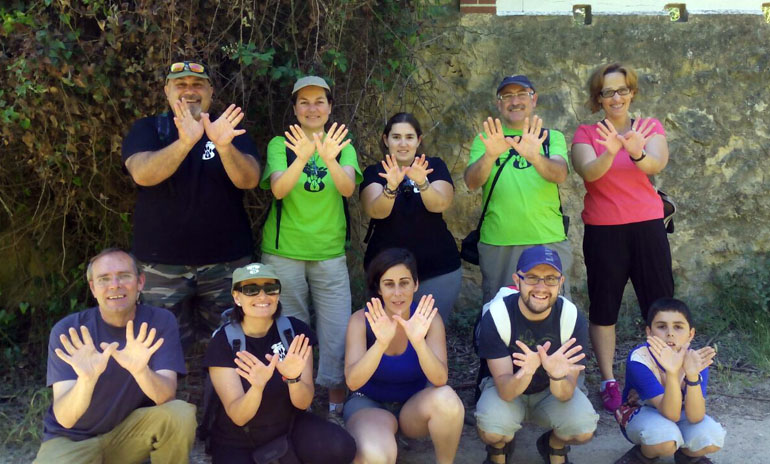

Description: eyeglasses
[235,282,281,296]
[93,273,137,287]
[498,91,533,102]
[517,273,562,287]
[599,87,631,98]
[169,61,206,74]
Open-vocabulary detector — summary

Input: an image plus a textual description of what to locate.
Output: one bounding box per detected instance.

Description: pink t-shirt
[572,118,665,226]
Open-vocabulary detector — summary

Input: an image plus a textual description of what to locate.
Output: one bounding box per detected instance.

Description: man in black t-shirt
[475,246,598,464]
[34,248,194,463]
[121,60,261,350]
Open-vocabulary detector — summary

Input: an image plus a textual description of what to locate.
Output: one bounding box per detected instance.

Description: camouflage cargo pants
[139,257,250,351]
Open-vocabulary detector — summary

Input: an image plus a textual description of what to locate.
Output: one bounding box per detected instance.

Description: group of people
[33,58,725,464]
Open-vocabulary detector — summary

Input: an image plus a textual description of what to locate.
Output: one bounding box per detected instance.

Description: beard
[519,290,558,315]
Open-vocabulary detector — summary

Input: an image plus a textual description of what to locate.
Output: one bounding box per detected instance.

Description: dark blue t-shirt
[42,305,185,442]
[121,113,259,265]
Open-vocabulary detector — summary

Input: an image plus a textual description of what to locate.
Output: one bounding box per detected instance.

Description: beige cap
[292,76,331,94]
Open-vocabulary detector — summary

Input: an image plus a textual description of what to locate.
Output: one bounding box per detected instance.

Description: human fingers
[288,334,305,354]
[540,341,552,353]
[563,344,584,358]
[147,337,164,356]
[298,335,311,360]
[571,363,586,372]
[236,368,251,381]
[538,128,548,144]
[515,340,533,353]
[482,119,492,137]
[604,119,618,134]
[135,321,148,342]
[79,326,95,348]
[556,338,575,352]
[424,307,438,327]
[236,350,260,365]
[532,115,543,135]
[102,342,119,357]
[67,327,84,350]
[393,315,408,330]
[234,357,251,372]
[568,352,586,364]
[54,348,73,365]
[230,111,245,127]
[494,118,504,136]
[521,116,531,135]
[335,125,349,142]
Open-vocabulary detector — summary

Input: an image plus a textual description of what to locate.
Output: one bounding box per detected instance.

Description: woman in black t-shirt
[203,262,356,464]
[360,113,462,322]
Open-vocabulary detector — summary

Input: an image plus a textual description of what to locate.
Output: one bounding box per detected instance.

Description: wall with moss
[396,13,770,311]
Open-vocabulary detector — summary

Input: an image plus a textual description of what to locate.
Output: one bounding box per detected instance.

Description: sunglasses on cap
[169,61,206,74]
[235,282,281,296]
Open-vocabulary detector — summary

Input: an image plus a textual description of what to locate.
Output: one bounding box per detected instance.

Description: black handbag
[658,188,676,234]
[460,152,515,265]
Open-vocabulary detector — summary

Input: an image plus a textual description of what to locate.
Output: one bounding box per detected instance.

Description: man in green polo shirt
[464,75,572,304]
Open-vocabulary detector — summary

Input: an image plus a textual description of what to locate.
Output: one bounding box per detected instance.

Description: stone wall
[395,13,770,312]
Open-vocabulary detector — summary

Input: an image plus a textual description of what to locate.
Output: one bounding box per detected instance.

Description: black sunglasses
[235,282,281,296]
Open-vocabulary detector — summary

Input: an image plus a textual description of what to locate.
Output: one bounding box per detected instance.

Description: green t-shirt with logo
[467,128,568,246]
[260,136,362,260]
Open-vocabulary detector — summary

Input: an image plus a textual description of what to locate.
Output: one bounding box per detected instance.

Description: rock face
[395,13,770,312]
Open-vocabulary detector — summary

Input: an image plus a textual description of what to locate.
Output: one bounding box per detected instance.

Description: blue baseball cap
[517,246,562,274]
[496,75,536,95]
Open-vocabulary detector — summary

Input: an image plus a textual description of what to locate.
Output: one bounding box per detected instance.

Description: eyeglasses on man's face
[516,273,561,287]
[498,91,534,102]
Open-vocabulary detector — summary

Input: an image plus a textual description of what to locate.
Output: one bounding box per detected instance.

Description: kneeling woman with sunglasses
[344,249,464,464]
[203,263,356,464]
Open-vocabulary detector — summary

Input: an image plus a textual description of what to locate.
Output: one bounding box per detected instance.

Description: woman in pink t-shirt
[570,63,674,413]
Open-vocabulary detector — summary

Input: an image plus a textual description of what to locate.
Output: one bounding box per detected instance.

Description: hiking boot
[601,380,622,412]
[674,449,715,463]
[614,445,658,464]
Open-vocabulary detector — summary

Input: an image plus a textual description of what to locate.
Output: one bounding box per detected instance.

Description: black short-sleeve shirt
[121,114,259,265]
[360,156,460,280]
[477,294,589,395]
[202,317,316,448]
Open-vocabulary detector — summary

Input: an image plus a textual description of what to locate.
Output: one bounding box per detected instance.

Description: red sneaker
[601,380,622,412]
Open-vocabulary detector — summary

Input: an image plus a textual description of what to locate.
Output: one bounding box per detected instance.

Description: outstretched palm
[102,320,164,376]
[55,326,116,382]
[394,294,438,344]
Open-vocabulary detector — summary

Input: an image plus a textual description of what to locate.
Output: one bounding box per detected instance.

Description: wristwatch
[630,149,647,163]
[684,374,702,386]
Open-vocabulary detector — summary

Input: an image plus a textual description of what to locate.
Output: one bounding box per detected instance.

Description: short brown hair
[586,63,638,113]
[86,248,140,281]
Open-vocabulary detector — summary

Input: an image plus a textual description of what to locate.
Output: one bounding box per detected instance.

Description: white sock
[600,379,616,391]
[329,402,343,413]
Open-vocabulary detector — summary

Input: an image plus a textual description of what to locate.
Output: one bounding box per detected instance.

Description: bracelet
[630,149,647,163]
[548,373,567,381]
[684,374,702,386]
[416,179,430,192]
[383,185,397,199]
[284,375,301,384]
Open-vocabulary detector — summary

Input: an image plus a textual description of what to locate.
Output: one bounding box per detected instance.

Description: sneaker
[601,380,622,412]
[674,450,714,463]
[614,445,658,464]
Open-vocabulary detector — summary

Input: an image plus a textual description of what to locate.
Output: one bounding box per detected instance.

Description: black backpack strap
[475,148,515,231]
[155,112,171,145]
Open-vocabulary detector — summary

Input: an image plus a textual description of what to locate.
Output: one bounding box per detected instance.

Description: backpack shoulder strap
[558,296,578,344]
[541,129,551,157]
[484,288,518,347]
[223,321,245,354]
[276,315,295,350]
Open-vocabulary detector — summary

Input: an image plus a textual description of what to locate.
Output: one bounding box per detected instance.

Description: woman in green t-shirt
[259,76,363,417]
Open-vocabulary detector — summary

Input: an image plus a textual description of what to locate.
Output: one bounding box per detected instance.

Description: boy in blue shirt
[614,298,725,464]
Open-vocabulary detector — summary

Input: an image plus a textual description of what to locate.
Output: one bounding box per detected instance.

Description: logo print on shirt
[271,342,287,361]
[202,141,216,160]
[303,156,328,192]
[497,149,532,170]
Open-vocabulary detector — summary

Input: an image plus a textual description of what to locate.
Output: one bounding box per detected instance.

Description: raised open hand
[393,294,438,344]
[647,336,687,374]
[620,117,655,159]
[511,340,541,376]
[479,117,511,160]
[595,119,623,156]
[202,104,247,147]
[267,333,312,381]
[683,346,716,377]
[234,350,278,389]
[315,122,351,162]
[55,326,117,382]
[171,100,204,147]
[404,154,434,185]
[378,154,407,190]
[284,124,316,162]
[364,298,398,347]
[101,320,164,376]
[505,116,547,163]
[538,338,586,380]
